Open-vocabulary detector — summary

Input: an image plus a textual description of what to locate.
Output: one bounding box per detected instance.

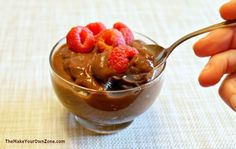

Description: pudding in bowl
[49,22,165,134]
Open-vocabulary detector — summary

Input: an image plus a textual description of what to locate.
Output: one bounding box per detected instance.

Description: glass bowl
[49,33,166,134]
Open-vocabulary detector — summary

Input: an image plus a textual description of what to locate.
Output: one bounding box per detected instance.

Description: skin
[193,0,236,111]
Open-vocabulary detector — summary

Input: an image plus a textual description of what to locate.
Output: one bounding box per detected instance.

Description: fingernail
[229,95,236,112]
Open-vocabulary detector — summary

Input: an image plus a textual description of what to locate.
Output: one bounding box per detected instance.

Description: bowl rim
[49,32,166,93]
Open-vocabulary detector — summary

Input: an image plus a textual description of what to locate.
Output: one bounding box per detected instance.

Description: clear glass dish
[49,33,166,134]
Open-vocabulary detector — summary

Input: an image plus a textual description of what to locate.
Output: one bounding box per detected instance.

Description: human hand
[193,0,236,111]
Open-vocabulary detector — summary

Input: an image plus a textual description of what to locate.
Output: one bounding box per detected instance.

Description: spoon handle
[166,19,236,57]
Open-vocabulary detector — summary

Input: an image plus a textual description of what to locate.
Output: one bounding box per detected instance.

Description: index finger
[193,28,235,57]
[220,0,236,20]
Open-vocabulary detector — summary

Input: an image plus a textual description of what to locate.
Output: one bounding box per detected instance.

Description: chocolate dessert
[53,40,156,91]
[50,22,165,129]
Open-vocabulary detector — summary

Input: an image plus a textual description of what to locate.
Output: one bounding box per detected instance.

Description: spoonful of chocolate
[114,19,236,85]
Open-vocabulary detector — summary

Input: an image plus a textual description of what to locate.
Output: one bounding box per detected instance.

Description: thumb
[219,73,236,111]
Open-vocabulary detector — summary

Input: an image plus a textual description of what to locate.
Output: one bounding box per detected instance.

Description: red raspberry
[124,46,139,58]
[113,22,134,45]
[119,28,134,45]
[96,40,113,51]
[108,47,128,73]
[113,22,128,30]
[86,22,106,35]
[117,45,139,58]
[96,29,125,52]
[66,26,95,53]
[108,45,139,73]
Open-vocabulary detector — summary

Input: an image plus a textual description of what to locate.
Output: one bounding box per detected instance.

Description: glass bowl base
[74,115,133,134]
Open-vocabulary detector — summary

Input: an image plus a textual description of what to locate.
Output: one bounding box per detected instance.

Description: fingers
[199,50,236,87]
[195,0,236,111]
[193,28,234,57]
[194,0,236,57]
[219,73,236,111]
[220,0,236,20]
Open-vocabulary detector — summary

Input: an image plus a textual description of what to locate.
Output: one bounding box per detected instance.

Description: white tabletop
[0,0,235,148]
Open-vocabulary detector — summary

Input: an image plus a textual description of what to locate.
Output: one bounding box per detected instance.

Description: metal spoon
[116,19,236,85]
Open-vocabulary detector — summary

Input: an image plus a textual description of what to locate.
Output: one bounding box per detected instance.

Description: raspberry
[119,28,134,45]
[113,22,128,30]
[108,45,139,73]
[108,47,128,73]
[117,45,139,58]
[86,22,106,35]
[113,22,134,45]
[66,26,95,53]
[96,29,125,52]
[96,40,113,51]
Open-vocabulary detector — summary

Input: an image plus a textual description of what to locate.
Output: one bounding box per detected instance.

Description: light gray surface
[0,0,235,148]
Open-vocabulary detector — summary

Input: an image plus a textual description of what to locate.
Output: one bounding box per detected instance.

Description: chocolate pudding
[50,22,165,133]
[50,38,165,124]
[53,40,157,90]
